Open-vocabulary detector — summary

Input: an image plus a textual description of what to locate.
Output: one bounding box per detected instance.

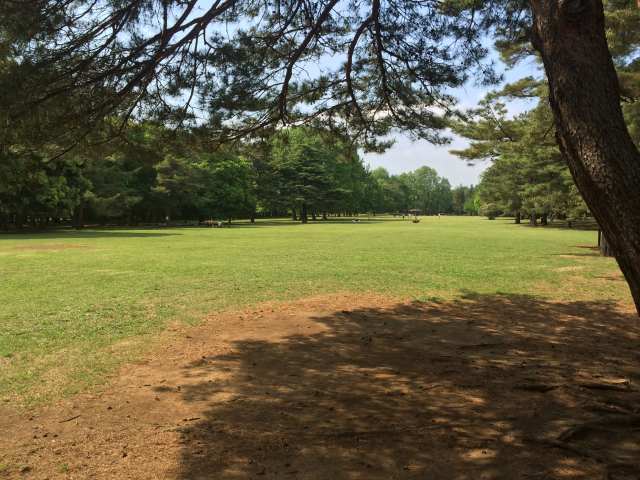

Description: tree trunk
[530,0,640,313]
[541,213,548,226]
[73,202,85,230]
[291,208,297,221]
[598,229,615,257]
[322,212,327,220]
[300,203,308,224]
[311,210,317,221]
[515,211,521,224]
[529,212,537,227]
[15,214,25,230]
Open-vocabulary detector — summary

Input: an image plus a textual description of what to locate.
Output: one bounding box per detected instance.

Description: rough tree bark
[530,0,640,313]
[598,230,615,257]
[541,213,548,226]
[73,202,85,230]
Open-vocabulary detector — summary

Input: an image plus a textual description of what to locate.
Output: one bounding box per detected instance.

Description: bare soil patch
[1,292,639,479]
[554,266,585,273]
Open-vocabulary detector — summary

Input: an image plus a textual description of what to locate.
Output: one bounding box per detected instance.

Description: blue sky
[363,58,541,186]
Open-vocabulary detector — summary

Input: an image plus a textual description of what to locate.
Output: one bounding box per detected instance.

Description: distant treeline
[0,124,477,229]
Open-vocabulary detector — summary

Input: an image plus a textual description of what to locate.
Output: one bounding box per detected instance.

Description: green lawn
[0,216,629,405]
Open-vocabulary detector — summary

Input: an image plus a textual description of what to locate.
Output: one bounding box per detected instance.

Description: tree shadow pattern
[0,230,181,240]
[174,294,640,480]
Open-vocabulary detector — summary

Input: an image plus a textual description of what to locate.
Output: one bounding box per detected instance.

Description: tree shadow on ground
[175,293,640,480]
[552,246,602,258]
[0,230,181,240]
[530,225,600,231]
[229,219,391,228]
[512,218,599,231]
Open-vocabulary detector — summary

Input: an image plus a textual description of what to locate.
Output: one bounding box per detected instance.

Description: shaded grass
[0,216,630,405]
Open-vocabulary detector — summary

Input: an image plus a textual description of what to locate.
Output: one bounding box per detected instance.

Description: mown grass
[0,216,630,405]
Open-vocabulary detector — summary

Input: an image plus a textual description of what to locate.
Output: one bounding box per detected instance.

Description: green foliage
[452,87,587,221]
[401,167,453,215]
[365,166,456,215]
[452,185,479,215]
[451,0,639,222]
[200,154,257,221]
[0,0,519,148]
[269,128,345,217]
[0,118,466,228]
[0,149,86,228]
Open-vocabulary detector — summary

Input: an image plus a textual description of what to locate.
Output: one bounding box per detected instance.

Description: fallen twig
[558,415,640,443]
[578,380,634,392]
[458,342,507,349]
[514,383,560,393]
[297,425,449,438]
[583,402,632,416]
[531,437,607,463]
[59,414,81,423]
[604,463,640,480]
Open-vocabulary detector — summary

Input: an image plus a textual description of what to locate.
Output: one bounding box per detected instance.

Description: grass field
[0,216,630,405]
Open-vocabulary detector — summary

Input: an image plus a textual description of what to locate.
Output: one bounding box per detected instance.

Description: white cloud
[362,134,489,186]
[362,56,541,185]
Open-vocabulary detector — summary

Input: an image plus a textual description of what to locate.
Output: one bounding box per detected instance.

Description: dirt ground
[1,292,639,480]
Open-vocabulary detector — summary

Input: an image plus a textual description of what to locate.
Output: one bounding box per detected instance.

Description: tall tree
[452,88,587,224]
[269,127,367,222]
[527,0,640,310]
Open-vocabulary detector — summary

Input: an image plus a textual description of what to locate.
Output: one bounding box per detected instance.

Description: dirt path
[2,292,639,480]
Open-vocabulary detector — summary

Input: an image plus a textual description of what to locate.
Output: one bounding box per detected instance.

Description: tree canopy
[450,1,638,225]
[0,122,470,229]
[0,0,532,152]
